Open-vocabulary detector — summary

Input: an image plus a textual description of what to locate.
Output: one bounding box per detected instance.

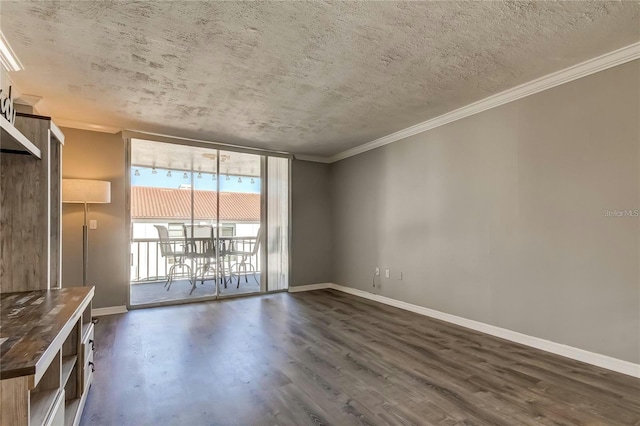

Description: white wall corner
[324,284,640,378]
[93,305,128,316]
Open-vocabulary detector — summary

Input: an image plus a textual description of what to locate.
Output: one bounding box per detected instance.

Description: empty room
[0,2,639,425]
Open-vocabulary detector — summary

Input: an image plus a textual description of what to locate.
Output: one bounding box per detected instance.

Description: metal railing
[130,237,259,283]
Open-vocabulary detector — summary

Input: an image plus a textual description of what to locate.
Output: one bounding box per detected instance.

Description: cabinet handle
[88,361,95,373]
[89,339,95,351]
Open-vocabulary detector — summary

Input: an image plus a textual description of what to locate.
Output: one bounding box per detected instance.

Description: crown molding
[0,31,23,72]
[293,154,332,163]
[15,94,42,107]
[329,41,640,163]
[20,41,640,162]
[55,118,121,134]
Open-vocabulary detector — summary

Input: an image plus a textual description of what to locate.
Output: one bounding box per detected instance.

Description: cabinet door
[1,115,51,292]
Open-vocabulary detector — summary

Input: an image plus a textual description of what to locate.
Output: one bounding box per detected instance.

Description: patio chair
[154,225,191,291]
[228,227,262,288]
[183,225,228,293]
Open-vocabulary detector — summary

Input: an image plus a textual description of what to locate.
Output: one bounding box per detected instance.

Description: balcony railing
[130,237,259,283]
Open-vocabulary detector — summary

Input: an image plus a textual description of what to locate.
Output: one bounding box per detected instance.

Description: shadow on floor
[130,273,261,306]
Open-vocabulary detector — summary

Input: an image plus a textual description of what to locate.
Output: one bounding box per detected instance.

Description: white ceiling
[1,2,639,157]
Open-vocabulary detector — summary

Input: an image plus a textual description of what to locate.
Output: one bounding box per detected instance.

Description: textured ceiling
[1,1,639,157]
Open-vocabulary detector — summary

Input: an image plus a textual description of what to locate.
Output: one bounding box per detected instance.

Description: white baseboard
[93,305,128,316]
[291,282,640,378]
[288,283,333,293]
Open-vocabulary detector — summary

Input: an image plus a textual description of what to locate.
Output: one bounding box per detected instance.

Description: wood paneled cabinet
[0,115,94,425]
[0,288,95,426]
[0,112,64,292]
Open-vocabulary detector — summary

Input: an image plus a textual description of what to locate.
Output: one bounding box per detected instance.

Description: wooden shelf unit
[61,356,77,388]
[0,110,93,426]
[0,112,64,293]
[0,288,95,426]
[0,114,41,157]
[30,389,60,426]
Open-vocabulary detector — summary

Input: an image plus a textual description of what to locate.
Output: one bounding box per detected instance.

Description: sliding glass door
[128,138,284,307]
[216,150,263,296]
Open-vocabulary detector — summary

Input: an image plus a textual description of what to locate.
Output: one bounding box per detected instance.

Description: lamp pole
[62,179,111,288]
[83,201,88,287]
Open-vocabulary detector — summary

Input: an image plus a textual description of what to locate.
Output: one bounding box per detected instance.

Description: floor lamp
[62,179,111,287]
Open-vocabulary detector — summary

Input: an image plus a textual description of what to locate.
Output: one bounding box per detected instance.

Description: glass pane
[217,150,262,296]
[129,139,219,305]
[190,155,219,299]
[267,157,289,291]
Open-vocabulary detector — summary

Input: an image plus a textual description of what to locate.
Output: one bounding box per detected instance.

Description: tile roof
[132,186,260,221]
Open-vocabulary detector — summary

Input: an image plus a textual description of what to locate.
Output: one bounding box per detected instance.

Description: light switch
[385,269,390,279]
[89,220,98,230]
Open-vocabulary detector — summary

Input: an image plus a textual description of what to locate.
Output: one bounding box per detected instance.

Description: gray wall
[330,60,640,363]
[291,159,333,286]
[62,128,128,309]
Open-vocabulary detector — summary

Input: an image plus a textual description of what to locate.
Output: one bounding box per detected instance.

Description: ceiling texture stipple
[1,1,639,157]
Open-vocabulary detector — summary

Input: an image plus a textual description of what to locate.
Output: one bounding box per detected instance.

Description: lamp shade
[62,179,111,204]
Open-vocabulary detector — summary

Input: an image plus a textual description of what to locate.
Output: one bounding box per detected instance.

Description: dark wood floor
[81,290,640,426]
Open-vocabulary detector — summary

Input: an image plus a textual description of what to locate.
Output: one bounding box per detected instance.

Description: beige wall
[291,159,332,286]
[61,128,128,308]
[331,60,640,363]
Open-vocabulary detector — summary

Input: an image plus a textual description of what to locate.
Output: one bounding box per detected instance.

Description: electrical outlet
[375,267,380,276]
[385,269,390,279]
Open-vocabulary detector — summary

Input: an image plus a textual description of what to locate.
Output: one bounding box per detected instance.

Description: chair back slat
[154,225,175,257]
[184,225,215,255]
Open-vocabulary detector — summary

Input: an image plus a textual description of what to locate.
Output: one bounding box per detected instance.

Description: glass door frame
[124,133,290,310]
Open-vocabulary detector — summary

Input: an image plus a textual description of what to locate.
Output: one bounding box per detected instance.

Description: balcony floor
[130,274,261,306]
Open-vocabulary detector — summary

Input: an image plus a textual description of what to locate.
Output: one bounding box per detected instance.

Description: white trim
[288,283,332,293]
[0,115,41,157]
[0,30,23,72]
[328,42,640,163]
[55,119,121,134]
[294,154,332,164]
[93,305,128,316]
[50,120,65,144]
[14,42,640,164]
[292,283,640,378]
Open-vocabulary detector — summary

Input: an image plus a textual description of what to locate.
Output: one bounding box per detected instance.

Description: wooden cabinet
[0,112,64,292]
[0,288,94,426]
[0,114,93,425]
